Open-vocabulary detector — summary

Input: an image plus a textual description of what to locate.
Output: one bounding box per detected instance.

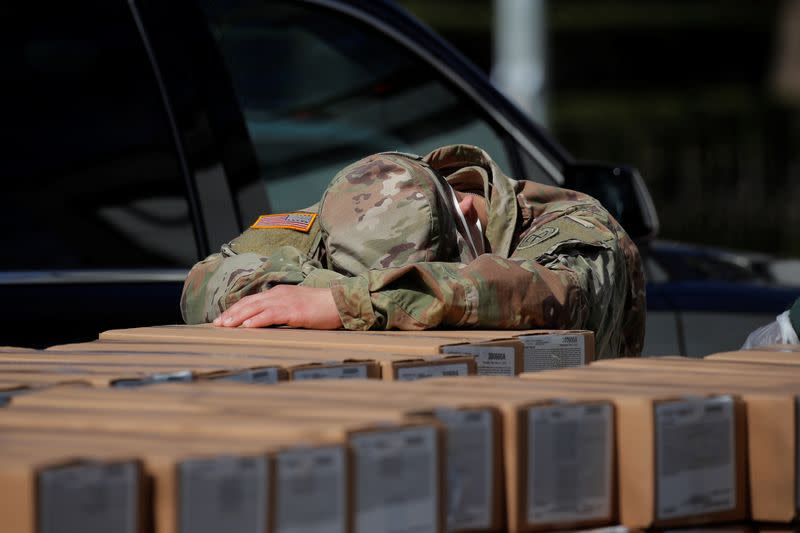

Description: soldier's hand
[213,285,343,329]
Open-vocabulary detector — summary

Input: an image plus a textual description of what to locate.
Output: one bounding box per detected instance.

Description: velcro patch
[517,226,559,250]
[251,212,317,233]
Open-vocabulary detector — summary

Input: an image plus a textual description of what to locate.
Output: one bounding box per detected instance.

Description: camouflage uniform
[181,145,645,357]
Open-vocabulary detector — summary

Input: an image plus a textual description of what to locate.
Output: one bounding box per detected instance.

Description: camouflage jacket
[181,145,645,357]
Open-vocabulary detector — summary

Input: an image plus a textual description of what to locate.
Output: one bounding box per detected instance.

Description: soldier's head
[318,152,480,276]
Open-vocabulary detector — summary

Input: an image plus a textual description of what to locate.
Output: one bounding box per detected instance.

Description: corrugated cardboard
[745,343,800,353]
[9,381,483,532]
[708,349,800,363]
[0,383,31,406]
[513,330,595,370]
[418,376,748,529]
[0,426,349,533]
[337,328,597,367]
[408,380,616,532]
[0,369,196,388]
[43,378,612,533]
[0,448,145,533]
[140,381,499,532]
[441,339,525,376]
[530,360,800,523]
[0,374,92,388]
[378,355,476,381]
[45,340,470,381]
[98,324,515,358]
[0,396,445,533]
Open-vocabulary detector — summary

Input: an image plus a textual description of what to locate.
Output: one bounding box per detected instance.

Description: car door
[644,241,800,356]
[194,0,571,222]
[2,1,207,347]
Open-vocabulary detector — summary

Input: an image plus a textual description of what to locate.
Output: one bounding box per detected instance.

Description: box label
[527,403,613,525]
[519,334,586,372]
[113,370,194,387]
[211,367,281,384]
[655,396,736,519]
[350,426,439,533]
[179,455,268,533]
[442,345,516,376]
[38,461,139,533]
[293,364,368,380]
[396,362,469,381]
[276,446,346,533]
[434,408,494,530]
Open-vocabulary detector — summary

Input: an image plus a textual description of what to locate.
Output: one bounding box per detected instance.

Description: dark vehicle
[645,240,800,356]
[4,0,793,352]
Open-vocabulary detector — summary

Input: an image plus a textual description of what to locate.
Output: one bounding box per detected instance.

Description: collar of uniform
[423,144,519,257]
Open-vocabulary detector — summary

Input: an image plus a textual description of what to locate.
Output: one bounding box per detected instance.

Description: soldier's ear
[456,192,478,226]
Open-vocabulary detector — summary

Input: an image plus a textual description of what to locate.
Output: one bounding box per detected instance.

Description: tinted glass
[203,0,512,212]
[2,2,197,270]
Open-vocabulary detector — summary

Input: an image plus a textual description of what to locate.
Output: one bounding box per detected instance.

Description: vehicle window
[202,0,512,212]
[518,147,559,185]
[2,2,197,270]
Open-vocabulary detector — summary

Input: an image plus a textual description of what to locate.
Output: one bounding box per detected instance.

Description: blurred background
[401,0,800,261]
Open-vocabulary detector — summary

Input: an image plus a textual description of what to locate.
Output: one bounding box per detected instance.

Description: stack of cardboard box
[0,325,596,533]
[519,354,800,528]
[0,379,621,533]
[10,325,800,532]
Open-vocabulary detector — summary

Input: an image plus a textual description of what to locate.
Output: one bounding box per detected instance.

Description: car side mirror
[562,162,660,245]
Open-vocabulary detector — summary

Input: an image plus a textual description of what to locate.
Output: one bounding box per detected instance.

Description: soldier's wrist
[329,276,377,330]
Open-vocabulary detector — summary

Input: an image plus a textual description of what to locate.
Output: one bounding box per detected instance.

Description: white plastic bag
[742,310,800,349]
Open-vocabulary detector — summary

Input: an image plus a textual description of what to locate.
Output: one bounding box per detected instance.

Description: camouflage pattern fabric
[318,152,461,275]
[181,144,645,358]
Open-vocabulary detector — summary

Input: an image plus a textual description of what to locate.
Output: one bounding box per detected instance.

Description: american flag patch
[251,212,317,232]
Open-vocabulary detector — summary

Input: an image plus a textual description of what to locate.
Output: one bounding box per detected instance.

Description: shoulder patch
[251,212,317,233]
[517,226,559,250]
[512,213,615,260]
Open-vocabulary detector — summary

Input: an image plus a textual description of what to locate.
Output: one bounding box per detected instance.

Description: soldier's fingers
[216,294,277,327]
[241,306,293,328]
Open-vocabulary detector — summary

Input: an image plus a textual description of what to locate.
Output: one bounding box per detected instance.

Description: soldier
[181,145,645,357]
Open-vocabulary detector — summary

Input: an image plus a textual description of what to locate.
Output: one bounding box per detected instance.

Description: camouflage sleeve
[180,244,344,324]
[329,205,643,357]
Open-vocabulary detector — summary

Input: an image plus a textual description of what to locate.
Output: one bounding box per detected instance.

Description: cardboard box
[402,380,617,533]
[98,379,611,533]
[0,346,38,353]
[139,382,499,532]
[0,398,445,533]
[168,382,495,530]
[0,449,145,533]
[378,355,476,381]
[708,349,800,363]
[46,341,468,381]
[98,324,516,358]
[418,377,748,529]
[0,383,31,406]
[10,381,489,532]
[514,330,595,371]
[441,339,525,376]
[0,369,195,388]
[1,427,346,533]
[338,328,597,368]
[528,361,800,523]
[745,343,800,353]
[0,353,385,385]
[282,360,380,380]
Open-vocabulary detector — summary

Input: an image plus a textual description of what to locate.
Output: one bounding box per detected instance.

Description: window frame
[0,0,209,286]
[297,0,573,184]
